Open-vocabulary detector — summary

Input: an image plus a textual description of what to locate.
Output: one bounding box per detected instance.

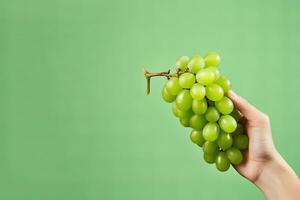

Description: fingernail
[229,90,238,98]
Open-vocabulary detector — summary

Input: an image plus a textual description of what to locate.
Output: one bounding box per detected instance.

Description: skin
[228,91,300,200]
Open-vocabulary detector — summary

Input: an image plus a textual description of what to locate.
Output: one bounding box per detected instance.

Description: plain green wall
[0,0,299,199]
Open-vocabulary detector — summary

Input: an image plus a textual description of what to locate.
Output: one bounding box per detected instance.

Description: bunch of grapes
[144,53,249,172]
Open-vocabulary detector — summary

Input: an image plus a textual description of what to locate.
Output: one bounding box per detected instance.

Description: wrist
[254,151,300,200]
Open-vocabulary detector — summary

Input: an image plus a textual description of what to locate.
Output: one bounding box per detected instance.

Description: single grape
[187,55,205,74]
[233,134,249,150]
[190,130,205,147]
[206,67,220,79]
[203,152,217,164]
[217,131,233,150]
[231,123,244,136]
[177,108,194,119]
[203,122,220,142]
[161,86,176,103]
[215,96,234,115]
[226,147,243,165]
[219,115,237,133]
[176,90,193,111]
[190,83,206,100]
[215,152,230,172]
[203,141,218,154]
[166,77,182,95]
[205,52,221,67]
[190,115,207,130]
[196,69,216,85]
[192,99,207,115]
[231,109,242,122]
[179,73,196,89]
[172,103,180,117]
[179,116,190,127]
[215,76,231,93]
[205,84,224,101]
[205,106,220,122]
[176,56,190,71]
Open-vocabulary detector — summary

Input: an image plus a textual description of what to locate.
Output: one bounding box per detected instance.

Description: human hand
[228,91,300,200]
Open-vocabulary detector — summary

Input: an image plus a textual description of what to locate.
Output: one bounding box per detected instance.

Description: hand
[228,91,276,182]
[228,91,300,200]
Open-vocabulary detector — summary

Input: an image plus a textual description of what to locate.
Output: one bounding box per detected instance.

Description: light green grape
[176,56,190,71]
[215,76,231,92]
[166,77,182,95]
[215,152,230,172]
[190,83,206,100]
[205,106,220,122]
[205,84,224,101]
[226,147,243,165]
[203,122,220,142]
[231,109,242,122]
[176,90,193,111]
[219,115,237,133]
[231,123,244,136]
[179,116,190,127]
[217,131,233,150]
[179,73,196,89]
[190,130,205,147]
[203,152,217,164]
[196,69,216,85]
[187,55,205,74]
[215,96,234,115]
[206,67,220,79]
[203,141,218,154]
[205,52,221,67]
[189,115,207,130]
[172,103,180,117]
[233,134,249,150]
[192,99,207,115]
[161,86,176,103]
[177,108,193,119]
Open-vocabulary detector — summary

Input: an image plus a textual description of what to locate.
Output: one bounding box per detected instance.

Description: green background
[1,0,299,199]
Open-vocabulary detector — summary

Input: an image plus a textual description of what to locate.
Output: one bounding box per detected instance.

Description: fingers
[228,91,268,124]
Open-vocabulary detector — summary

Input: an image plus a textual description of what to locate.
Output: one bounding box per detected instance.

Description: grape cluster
[161,53,249,172]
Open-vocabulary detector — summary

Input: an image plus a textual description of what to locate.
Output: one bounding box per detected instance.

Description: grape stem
[143,68,184,95]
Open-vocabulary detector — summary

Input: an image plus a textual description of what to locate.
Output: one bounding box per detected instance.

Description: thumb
[228,91,263,122]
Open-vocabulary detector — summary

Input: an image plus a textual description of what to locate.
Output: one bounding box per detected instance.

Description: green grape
[205,83,224,101]
[179,116,190,127]
[233,134,249,150]
[203,122,220,142]
[215,76,231,93]
[190,83,206,100]
[176,90,193,111]
[231,123,244,136]
[219,115,237,133]
[196,69,216,85]
[179,73,196,89]
[205,52,221,67]
[176,56,190,71]
[190,115,207,130]
[187,55,205,74]
[161,86,176,103]
[206,67,220,79]
[166,77,182,95]
[226,147,243,165]
[177,108,193,118]
[172,103,180,117]
[231,108,242,122]
[205,106,220,122]
[217,131,233,150]
[215,96,234,115]
[203,141,218,154]
[190,130,205,147]
[203,152,217,164]
[192,99,207,115]
[215,152,230,172]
